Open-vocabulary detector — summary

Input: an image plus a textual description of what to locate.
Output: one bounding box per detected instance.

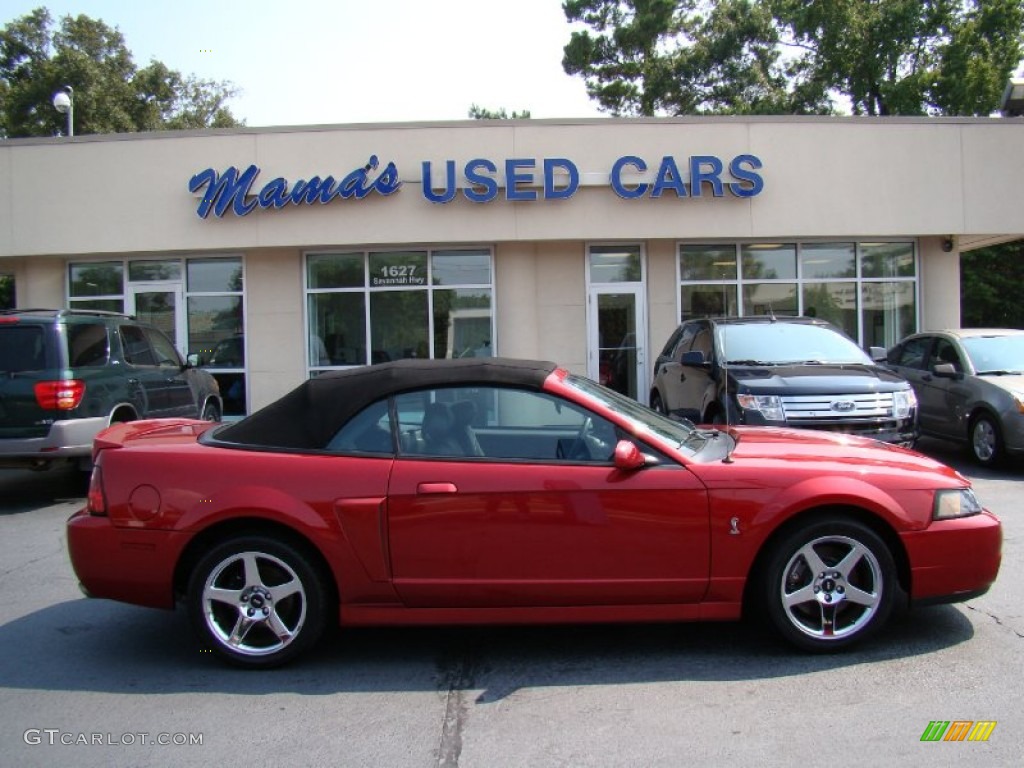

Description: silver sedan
[887,328,1024,465]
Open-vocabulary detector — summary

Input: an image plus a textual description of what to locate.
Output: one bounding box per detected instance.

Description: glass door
[589,287,646,400]
[128,283,185,354]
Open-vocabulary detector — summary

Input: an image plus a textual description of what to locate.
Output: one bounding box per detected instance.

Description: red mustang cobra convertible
[67,358,1002,667]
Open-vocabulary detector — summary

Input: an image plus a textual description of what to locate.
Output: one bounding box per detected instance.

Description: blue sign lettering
[192,153,763,216]
[188,156,402,218]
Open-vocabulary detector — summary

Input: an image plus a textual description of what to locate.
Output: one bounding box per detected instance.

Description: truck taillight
[87,466,107,516]
[34,380,85,410]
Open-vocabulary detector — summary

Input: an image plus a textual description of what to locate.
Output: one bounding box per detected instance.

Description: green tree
[0,7,241,138]
[468,104,532,119]
[562,0,1024,116]
[961,241,1024,328]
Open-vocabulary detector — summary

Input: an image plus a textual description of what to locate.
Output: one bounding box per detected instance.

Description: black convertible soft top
[211,357,558,450]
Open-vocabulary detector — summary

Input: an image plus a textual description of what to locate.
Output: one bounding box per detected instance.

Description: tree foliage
[562,0,1024,116]
[468,104,532,119]
[0,6,242,138]
[961,241,1024,328]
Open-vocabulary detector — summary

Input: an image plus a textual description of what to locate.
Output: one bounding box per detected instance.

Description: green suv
[0,309,221,471]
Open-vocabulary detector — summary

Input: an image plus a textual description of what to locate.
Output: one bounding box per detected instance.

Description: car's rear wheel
[650,392,666,414]
[969,413,1003,466]
[187,536,328,668]
[201,400,221,422]
[760,518,896,651]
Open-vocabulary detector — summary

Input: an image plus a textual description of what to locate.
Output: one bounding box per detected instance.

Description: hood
[727,363,909,395]
[719,425,961,479]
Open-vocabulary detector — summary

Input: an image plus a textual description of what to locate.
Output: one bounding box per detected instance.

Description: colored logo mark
[920,720,997,742]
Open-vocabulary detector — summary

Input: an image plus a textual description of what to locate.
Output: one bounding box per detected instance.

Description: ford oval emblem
[831,400,856,412]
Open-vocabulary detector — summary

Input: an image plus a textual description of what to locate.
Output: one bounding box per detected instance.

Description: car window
[67,323,109,368]
[0,326,46,373]
[394,386,618,463]
[326,399,393,454]
[669,324,697,361]
[932,339,963,372]
[145,328,183,368]
[718,322,870,365]
[889,337,930,370]
[961,334,1024,374]
[690,324,713,358]
[120,325,157,366]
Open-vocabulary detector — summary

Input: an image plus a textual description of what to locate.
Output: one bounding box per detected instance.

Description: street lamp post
[52,85,74,137]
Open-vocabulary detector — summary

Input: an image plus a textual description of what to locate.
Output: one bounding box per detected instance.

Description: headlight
[1010,390,1024,414]
[893,388,917,419]
[933,488,983,520]
[736,394,784,421]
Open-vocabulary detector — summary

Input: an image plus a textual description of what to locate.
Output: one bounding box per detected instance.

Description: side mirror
[680,350,707,366]
[186,353,200,367]
[613,440,646,471]
[932,362,958,378]
[869,346,887,362]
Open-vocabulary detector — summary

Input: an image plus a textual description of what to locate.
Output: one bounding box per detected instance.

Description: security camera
[941,237,954,253]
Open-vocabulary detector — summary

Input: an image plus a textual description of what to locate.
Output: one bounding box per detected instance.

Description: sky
[1,0,605,126]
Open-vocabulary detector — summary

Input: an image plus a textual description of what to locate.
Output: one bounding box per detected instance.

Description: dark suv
[0,309,221,470]
[650,316,918,446]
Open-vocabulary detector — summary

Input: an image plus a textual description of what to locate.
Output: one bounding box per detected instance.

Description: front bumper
[902,510,1002,603]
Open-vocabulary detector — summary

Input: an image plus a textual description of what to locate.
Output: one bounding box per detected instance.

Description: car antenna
[720,320,735,463]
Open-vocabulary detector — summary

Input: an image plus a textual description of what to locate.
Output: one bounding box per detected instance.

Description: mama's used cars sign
[188,153,764,218]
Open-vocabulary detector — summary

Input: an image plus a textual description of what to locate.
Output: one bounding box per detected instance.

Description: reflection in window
[590,245,642,283]
[371,291,429,362]
[188,258,243,293]
[308,292,366,366]
[800,243,855,279]
[679,241,917,347]
[680,245,737,281]
[743,283,797,316]
[128,260,182,282]
[861,281,915,349]
[69,262,123,298]
[742,244,796,280]
[305,248,494,370]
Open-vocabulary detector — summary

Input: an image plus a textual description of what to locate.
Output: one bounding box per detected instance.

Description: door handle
[417,482,458,494]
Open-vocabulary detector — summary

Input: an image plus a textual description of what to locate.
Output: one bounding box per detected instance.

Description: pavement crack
[966,604,1024,639]
[436,651,478,768]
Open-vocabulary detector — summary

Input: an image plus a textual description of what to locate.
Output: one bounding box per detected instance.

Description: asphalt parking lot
[0,437,1021,767]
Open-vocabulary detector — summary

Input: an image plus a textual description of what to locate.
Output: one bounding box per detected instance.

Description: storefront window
[741,244,796,280]
[187,258,243,293]
[589,245,642,283]
[679,241,918,347]
[862,281,916,349]
[70,262,123,296]
[680,245,737,281]
[128,260,181,282]
[306,248,494,371]
[743,283,797,316]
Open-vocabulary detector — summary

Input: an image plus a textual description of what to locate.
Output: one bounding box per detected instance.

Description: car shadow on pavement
[0,597,974,701]
[0,468,89,515]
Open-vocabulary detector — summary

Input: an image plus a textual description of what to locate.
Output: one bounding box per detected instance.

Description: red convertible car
[66,358,1002,667]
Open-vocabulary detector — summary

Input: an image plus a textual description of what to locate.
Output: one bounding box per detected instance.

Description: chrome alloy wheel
[971,417,999,464]
[778,535,883,641]
[201,550,307,657]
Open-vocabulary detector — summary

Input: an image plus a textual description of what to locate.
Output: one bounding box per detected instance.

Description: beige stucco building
[2,116,1023,416]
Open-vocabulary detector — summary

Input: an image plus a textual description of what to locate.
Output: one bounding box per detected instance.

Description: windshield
[718,322,871,365]
[961,334,1024,374]
[565,374,707,454]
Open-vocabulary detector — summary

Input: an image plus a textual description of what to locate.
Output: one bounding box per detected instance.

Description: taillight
[33,380,85,410]
[87,465,107,516]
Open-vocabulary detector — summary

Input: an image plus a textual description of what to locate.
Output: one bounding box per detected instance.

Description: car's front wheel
[650,392,667,414]
[969,413,1003,466]
[187,536,329,667]
[201,400,221,422]
[760,518,897,651]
